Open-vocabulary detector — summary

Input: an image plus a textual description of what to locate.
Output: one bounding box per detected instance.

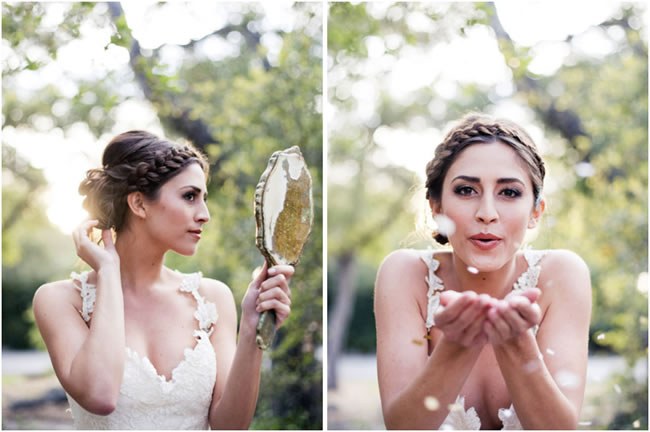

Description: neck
[450,253,518,299]
[114,227,167,294]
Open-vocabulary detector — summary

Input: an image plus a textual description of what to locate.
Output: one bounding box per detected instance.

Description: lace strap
[70,271,96,322]
[178,272,218,335]
[513,250,547,292]
[420,252,445,330]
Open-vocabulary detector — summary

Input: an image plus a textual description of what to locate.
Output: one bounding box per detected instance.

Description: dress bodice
[420,249,546,430]
[67,271,218,430]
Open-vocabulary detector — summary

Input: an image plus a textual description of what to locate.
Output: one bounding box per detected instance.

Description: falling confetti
[424,396,440,411]
[467,266,479,274]
[412,338,424,346]
[434,214,456,237]
[596,332,606,341]
[555,370,580,389]
[633,419,641,428]
[546,348,555,356]
[578,421,592,426]
[614,384,622,394]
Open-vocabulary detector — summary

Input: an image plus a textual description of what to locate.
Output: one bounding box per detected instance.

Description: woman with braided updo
[33,130,293,429]
[375,114,591,430]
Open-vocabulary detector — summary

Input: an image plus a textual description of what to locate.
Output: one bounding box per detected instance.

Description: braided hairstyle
[425,113,545,244]
[79,130,209,232]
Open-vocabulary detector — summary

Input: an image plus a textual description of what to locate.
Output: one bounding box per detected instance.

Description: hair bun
[78,167,123,230]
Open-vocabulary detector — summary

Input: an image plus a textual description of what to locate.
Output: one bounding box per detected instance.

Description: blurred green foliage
[328,2,647,429]
[3,2,321,429]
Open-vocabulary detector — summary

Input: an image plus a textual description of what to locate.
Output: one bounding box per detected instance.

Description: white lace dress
[67,271,218,429]
[421,249,546,430]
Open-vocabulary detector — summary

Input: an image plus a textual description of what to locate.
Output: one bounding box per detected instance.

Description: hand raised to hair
[483,288,542,346]
[434,290,495,348]
[72,220,120,272]
[240,262,294,333]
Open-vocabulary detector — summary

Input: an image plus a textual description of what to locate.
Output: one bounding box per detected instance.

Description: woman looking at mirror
[375,114,591,429]
[33,130,293,429]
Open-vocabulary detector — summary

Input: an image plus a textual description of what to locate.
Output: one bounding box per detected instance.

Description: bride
[374,114,591,430]
[33,130,294,429]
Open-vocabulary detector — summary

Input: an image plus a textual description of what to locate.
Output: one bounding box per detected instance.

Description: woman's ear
[127,192,147,219]
[528,197,546,229]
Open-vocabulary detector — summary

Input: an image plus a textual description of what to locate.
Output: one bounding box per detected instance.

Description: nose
[196,199,210,224]
[475,195,498,224]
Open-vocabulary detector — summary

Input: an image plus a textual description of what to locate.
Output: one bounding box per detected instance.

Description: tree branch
[107,3,224,160]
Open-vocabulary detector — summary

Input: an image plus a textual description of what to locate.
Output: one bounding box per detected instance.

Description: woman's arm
[489,249,592,429]
[33,224,125,415]
[206,263,293,430]
[375,250,489,430]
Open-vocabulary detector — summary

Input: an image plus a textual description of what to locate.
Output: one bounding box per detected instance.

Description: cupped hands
[434,288,541,348]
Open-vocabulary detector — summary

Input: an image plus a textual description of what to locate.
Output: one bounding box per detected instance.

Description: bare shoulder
[33,279,81,312]
[375,248,436,302]
[377,249,427,279]
[199,277,235,308]
[539,249,591,298]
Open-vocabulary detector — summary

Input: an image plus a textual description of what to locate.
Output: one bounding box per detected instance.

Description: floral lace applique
[420,252,444,330]
[441,396,481,430]
[179,272,218,335]
[71,271,96,323]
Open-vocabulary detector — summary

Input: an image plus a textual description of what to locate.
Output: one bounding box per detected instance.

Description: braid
[79,131,209,232]
[425,113,545,244]
[124,146,203,194]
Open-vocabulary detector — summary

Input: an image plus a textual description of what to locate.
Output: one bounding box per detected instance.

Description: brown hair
[425,113,545,244]
[79,130,209,232]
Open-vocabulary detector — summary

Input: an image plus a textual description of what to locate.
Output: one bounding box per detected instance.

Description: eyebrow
[182,185,207,195]
[451,175,525,185]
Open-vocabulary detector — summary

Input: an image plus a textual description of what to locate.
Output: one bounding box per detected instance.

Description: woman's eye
[500,188,522,198]
[454,186,475,196]
[183,192,196,201]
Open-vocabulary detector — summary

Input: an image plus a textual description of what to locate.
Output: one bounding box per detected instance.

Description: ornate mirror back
[255,146,313,266]
[254,146,313,350]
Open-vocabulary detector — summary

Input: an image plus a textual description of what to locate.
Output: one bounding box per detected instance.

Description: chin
[172,245,199,256]
[458,250,509,273]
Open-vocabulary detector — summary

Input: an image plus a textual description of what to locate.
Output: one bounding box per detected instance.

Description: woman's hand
[434,290,494,347]
[72,220,119,272]
[483,288,542,345]
[241,262,294,333]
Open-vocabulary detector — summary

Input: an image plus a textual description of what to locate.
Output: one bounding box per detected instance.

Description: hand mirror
[254,146,313,350]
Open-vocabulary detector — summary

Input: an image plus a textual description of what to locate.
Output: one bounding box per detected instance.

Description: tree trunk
[327,251,359,389]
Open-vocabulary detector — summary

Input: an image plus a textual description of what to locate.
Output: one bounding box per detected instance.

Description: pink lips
[188,229,202,240]
[469,233,502,251]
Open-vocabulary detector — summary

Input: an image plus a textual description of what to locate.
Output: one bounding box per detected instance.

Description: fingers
[73,219,99,247]
[252,264,294,327]
[485,296,541,344]
[515,287,541,303]
[439,290,462,307]
[435,291,475,326]
[101,229,115,250]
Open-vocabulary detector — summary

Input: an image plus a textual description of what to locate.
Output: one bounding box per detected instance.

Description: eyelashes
[452,185,523,198]
[183,191,208,202]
